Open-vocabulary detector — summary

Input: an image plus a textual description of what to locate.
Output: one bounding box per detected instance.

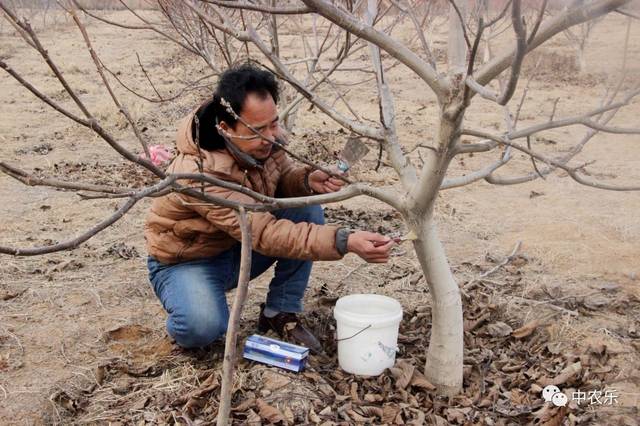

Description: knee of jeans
[301,205,325,225]
[170,312,227,349]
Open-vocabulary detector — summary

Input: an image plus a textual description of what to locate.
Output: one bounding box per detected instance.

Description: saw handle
[337,160,350,172]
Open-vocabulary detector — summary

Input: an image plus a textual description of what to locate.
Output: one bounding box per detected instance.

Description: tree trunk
[405,103,465,396]
[412,217,464,396]
[577,42,587,74]
[364,0,464,393]
[448,0,468,74]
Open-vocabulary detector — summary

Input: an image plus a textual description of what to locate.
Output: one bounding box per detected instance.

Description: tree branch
[463,15,484,102]
[465,76,499,101]
[217,206,251,426]
[102,60,216,103]
[183,2,384,141]
[66,4,150,158]
[441,150,511,190]
[508,88,640,138]
[0,177,177,256]
[0,28,163,176]
[462,129,640,191]
[0,162,131,194]
[485,0,513,28]
[527,0,548,45]
[615,7,640,20]
[72,0,200,55]
[1,2,91,118]
[390,0,437,69]
[447,0,471,48]
[496,0,526,105]
[453,139,499,155]
[475,0,632,87]
[301,0,447,101]
[201,0,312,15]
[364,0,417,188]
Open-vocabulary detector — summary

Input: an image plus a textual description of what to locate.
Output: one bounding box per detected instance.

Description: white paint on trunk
[413,218,464,396]
[577,43,587,74]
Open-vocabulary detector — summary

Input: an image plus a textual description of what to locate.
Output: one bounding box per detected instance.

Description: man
[145,64,394,352]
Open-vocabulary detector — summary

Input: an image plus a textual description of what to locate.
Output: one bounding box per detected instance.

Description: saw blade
[338,137,369,171]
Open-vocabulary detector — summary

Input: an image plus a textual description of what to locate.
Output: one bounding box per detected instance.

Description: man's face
[222,92,280,161]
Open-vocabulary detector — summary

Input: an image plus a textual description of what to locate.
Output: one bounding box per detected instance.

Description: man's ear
[218,120,232,135]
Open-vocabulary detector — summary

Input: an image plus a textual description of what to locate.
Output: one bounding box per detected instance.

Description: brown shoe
[257,304,323,354]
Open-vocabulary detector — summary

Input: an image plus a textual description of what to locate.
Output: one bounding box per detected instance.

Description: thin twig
[0,178,176,256]
[390,0,437,69]
[0,58,162,174]
[1,3,91,118]
[136,52,163,100]
[314,69,361,121]
[615,7,640,20]
[526,136,545,180]
[102,61,216,103]
[72,0,200,55]
[485,0,512,27]
[201,0,311,14]
[447,0,471,48]
[217,207,251,426]
[464,128,640,191]
[0,162,131,194]
[506,296,579,316]
[527,0,548,45]
[464,241,521,290]
[463,16,484,102]
[66,4,150,158]
[549,97,560,122]
[496,0,525,105]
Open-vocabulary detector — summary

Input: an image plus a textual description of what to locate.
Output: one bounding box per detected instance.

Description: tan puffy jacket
[144,111,342,264]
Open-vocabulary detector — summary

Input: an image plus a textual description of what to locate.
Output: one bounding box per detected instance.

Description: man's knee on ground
[169,312,227,349]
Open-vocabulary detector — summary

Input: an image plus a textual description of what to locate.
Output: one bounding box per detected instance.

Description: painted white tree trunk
[403,107,465,395]
[413,218,464,396]
[577,43,587,74]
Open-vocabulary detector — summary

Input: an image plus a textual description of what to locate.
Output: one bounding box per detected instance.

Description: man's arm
[276,150,346,196]
[275,150,315,197]
[183,182,342,261]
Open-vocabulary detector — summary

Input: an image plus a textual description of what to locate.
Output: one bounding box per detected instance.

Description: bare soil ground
[1,9,639,425]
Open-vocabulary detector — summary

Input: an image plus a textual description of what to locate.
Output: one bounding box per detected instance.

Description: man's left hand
[308,168,346,194]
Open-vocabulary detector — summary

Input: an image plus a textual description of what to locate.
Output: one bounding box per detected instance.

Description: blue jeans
[147,205,325,348]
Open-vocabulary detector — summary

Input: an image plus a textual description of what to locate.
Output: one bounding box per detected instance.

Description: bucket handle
[336,324,372,342]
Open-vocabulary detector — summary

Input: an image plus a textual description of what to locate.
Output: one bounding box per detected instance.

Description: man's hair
[193,64,280,151]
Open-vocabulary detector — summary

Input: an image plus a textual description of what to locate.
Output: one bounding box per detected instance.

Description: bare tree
[1,2,639,416]
[561,0,605,73]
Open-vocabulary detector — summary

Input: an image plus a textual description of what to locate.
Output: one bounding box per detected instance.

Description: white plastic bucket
[333,294,403,376]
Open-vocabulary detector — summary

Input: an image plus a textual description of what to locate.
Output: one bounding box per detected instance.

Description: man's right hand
[347,231,395,263]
